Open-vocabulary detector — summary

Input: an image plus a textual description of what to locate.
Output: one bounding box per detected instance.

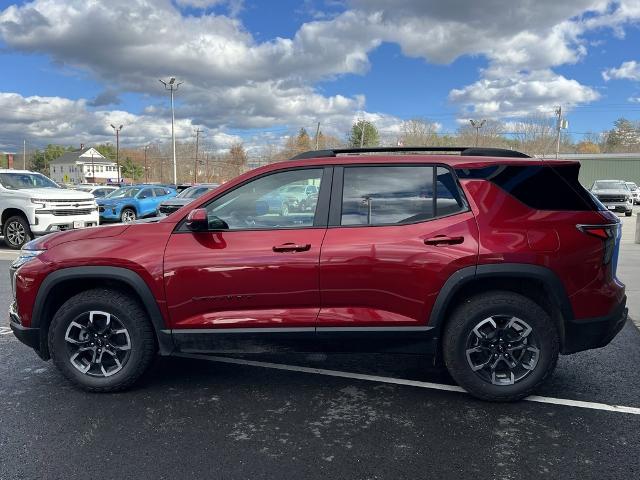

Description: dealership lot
[1,210,640,479]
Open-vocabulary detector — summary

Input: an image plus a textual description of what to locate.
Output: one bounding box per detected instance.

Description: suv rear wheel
[2,215,33,250]
[48,288,156,392]
[443,291,559,402]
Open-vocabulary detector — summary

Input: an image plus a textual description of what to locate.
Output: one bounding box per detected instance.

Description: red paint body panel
[163,229,327,329]
[318,212,479,326]
[461,179,625,319]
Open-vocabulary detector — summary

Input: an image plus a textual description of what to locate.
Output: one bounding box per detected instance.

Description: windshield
[106,187,141,198]
[0,172,60,190]
[593,181,627,190]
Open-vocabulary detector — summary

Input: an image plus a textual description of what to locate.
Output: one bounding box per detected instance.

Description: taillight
[577,223,618,264]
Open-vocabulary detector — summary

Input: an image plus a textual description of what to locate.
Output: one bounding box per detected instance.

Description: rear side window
[456,164,602,211]
[341,165,466,226]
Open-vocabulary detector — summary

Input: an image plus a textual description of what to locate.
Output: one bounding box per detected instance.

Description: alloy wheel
[121,209,136,223]
[64,311,132,377]
[6,220,26,247]
[465,315,540,386]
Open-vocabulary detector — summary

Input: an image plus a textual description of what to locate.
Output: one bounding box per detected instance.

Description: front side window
[205,169,323,230]
[341,166,439,226]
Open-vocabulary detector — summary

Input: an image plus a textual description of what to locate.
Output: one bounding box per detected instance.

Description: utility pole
[555,106,562,160]
[23,139,26,169]
[143,145,150,183]
[110,124,123,183]
[314,122,321,150]
[469,119,486,147]
[159,77,183,185]
[359,120,365,148]
[194,128,203,183]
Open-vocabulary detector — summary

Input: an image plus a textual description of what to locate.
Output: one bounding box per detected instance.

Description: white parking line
[176,353,640,416]
[0,326,14,335]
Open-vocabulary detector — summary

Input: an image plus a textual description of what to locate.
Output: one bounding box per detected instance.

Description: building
[551,153,640,187]
[1,152,15,169]
[49,147,121,184]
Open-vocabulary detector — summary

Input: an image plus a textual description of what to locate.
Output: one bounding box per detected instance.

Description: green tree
[31,144,72,174]
[121,157,143,181]
[348,120,379,147]
[605,118,640,152]
[95,143,116,160]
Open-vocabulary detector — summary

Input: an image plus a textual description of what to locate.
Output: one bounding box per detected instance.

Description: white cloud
[1,0,640,148]
[603,60,640,81]
[449,70,600,117]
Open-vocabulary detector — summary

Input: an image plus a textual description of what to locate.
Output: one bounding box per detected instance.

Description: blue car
[97,185,177,223]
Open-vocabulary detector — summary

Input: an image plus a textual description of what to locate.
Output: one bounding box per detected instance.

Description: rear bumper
[563,296,628,354]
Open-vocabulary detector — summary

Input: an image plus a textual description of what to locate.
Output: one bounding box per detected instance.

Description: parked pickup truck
[0,169,99,249]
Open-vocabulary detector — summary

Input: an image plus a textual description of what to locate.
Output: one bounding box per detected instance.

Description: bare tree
[399,118,439,146]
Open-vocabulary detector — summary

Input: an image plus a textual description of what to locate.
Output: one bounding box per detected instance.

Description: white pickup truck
[0,169,99,249]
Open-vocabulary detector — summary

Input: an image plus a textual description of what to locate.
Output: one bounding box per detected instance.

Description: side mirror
[185,208,209,231]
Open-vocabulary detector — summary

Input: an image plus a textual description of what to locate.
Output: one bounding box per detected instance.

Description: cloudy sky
[1,0,640,151]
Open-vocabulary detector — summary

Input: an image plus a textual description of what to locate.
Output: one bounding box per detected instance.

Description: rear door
[136,188,157,217]
[318,164,479,352]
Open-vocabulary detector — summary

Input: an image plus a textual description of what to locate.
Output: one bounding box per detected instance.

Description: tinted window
[153,187,168,197]
[436,167,467,216]
[341,166,436,226]
[205,169,323,230]
[138,188,154,199]
[457,164,602,211]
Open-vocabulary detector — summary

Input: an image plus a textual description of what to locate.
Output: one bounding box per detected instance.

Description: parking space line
[176,353,640,415]
[0,327,14,335]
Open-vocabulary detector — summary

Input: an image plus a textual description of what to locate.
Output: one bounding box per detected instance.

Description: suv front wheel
[48,288,156,392]
[2,215,33,250]
[443,291,559,402]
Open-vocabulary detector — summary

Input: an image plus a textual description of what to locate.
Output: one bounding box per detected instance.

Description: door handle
[273,243,311,252]
[424,235,464,246]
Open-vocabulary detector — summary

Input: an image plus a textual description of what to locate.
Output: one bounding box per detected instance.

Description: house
[49,147,122,184]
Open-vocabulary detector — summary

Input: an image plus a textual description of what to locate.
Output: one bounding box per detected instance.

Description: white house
[49,147,122,184]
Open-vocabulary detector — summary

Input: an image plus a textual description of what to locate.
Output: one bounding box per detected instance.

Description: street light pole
[159,77,183,185]
[110,124,123,184]
[469,119,486,147]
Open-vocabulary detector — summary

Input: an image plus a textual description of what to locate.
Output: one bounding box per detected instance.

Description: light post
[159,77,183,185]
[110,124,123,183]
[469,119,486,147]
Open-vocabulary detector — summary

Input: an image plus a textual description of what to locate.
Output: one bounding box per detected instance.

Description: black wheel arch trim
[32,266,174,356]
[429,263,574,340]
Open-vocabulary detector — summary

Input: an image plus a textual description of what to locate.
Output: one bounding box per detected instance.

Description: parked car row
[590,179,638,216]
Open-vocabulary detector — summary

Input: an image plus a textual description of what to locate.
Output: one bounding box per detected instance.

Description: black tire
[2,215,33,250]
[48,288,156,392]
[625,211,632,217]
[120,207,137,223]
[443,291,559,402]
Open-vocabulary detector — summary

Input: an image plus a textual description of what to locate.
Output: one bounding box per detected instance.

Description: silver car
[591,180,633,216]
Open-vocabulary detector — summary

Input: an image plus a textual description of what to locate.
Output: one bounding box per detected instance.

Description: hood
[12,187,94,201]
[592,188,629,196]
[159,198,193,207]
[97,197,129,206]
[27,223,131,250]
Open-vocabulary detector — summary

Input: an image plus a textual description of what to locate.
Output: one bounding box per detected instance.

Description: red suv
[9,147,628,401]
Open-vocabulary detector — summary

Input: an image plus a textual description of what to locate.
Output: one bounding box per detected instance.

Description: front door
[164,167,331,353]
[318,164,479,353]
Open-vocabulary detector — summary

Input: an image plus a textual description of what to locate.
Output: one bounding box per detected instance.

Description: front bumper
[31,212,99,235]
[98,205,122,221]
[9,302,41,352]
[563,296,628,354]
[600,202,633,213]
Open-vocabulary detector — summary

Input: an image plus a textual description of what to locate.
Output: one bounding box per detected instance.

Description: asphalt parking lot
[1,210,640,479]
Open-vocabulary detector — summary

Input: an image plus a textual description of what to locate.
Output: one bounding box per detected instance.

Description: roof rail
[290,146,530,160]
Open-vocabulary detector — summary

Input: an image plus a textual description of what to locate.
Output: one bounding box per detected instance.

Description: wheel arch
[32,266,174,359]
[1,207,29,226]
[429,264,573,351]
